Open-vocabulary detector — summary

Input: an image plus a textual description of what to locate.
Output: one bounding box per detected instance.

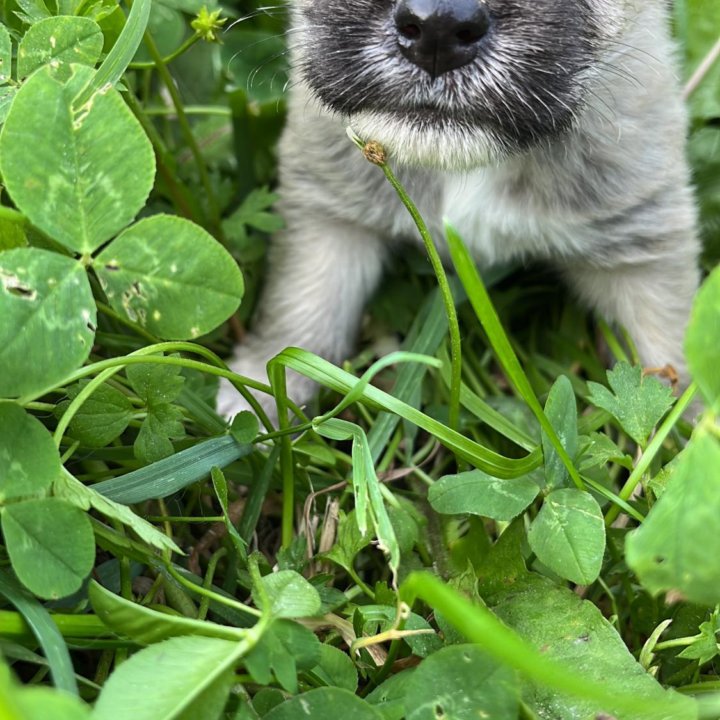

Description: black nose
[394,0,490,79]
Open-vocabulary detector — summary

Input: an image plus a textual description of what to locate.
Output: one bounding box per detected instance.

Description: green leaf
[2,498,94,599]
[134,402,185,464]
[0,24,11,84]
[127,361,184,406]
[685,266,720,409]
[626,429,720,606]
[14,0,51,24]
[0,86,17,124]
[12,687,92,719]
[96,215,244,340]
[210,466,248,561]
[406,644,518,720]
[587,363,674,446]
[230,411,259,444]
[222,186,284,248]
[264,688,384,720]
[527,488,605,585]
[0,64,155,254]
[93,635,247,720]
[324,510,372,573]
[0,248,95,398]
[55,470,181,554]
[677,612,720,664]
[58,381,133,448]
[488,573,695,720]
[92,435,253,504]
[429,470,539,521]
[253,570,322,619]
[542,375,578,488]
[0,568,79,695]
[17,16,103,78]
[577,432,634,472]
[0,403,61,503]
[89,581,245,644]
[309,644,358,692]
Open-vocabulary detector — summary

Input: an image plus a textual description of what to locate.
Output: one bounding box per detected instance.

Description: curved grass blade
[93,435,252,504]
[0,569,77,695]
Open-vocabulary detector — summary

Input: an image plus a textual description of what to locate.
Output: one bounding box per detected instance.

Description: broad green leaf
[253,570,322,619]
[429,470,539,521]
[542,375,578,488]
[406,644,518,720]
[0,64,155,254]
[12,687,91,719]
[0,86,17,124]
[96,215,244,340]
[264,688,383,720]
[685,266,720,409]
[134,402,185,463]
[309,644,358,692]
[527,488,605,585]
[366,670,415,720]
[57,381,133,448]
[0,25,11,84]
[17,16,103,78]
[0,249,95,398]
[93,635,247,720]
[230,411,259,444]
[488,574,695,720]
[0,218,27,252]
[2,498,94,599]
[89,581,245,644]
[244,620,321,694]
[0,403,61,503]
[55,471,181,554]
[587,363,674,446]
[626,430,720,606]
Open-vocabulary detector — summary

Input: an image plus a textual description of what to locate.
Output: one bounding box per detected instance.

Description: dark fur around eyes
[297,0,602,150]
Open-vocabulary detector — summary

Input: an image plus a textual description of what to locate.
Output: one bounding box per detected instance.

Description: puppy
[217,0,700,420]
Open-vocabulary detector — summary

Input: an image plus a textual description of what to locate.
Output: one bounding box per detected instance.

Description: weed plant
[0,1,719,718]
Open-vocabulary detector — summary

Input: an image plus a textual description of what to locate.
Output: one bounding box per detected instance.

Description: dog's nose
[394,0,490,79]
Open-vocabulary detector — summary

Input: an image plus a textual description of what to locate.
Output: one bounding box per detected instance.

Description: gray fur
[218,0,699,419]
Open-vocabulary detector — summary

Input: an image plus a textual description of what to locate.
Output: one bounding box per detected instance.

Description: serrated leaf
[429,470,539,521]
[324,510,372,572]
[528,488,605,585]
[577,432,634,472]
[55,470,181,554]
[541,375,578,488]
[406,644,518,720]
[17,16,103,78]
[0,248,95,398]
[58,381,133,448]
[92,635,246,720]
[0,64,155,254]
[0,403,61,503]
[2,498,94,599]
[626,429,720,606]
[253,570,322,619]
[127,361,185,406]
[134,403,185,464]
[587,363,674,445]
[685,265,720,409]
[96,215,244,340]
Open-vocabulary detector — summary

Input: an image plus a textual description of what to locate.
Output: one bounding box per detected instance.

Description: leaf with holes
[406,644,518,720]
[0,248,95,399]
[96,215,244,339]
[0,64,154,254]
[528,488,605,585]
[2,498,94,599]
[0,403,61,503]
[17,16,104,78]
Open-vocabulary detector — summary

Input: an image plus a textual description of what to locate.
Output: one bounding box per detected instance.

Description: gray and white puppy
[217,0,700,419]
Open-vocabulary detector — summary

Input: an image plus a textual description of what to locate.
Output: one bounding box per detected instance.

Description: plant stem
[130,33,201,69]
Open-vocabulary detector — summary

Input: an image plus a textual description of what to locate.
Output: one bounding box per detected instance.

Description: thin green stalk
[605,382,698,526]
[129,32,201,69]
[142,31,224,239]
[198,548,227,620]
[350,134,462,433]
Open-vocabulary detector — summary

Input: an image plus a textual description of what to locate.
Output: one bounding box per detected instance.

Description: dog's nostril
[398,23,422,41]
[456,26,484,45]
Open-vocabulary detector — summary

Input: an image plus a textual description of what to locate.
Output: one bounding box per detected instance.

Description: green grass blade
[93,436,253,504]
[0,569,78,695]
[444,223,583,488]
[273,348,541,478]
[72,0,151,111]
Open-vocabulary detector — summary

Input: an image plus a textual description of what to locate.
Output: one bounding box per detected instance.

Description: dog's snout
[394,0,490,79]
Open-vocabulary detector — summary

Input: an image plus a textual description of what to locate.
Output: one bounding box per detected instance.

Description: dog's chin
[347,110,505,171]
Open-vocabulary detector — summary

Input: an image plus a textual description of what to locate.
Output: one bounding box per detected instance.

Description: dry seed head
[363,141,386,166]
